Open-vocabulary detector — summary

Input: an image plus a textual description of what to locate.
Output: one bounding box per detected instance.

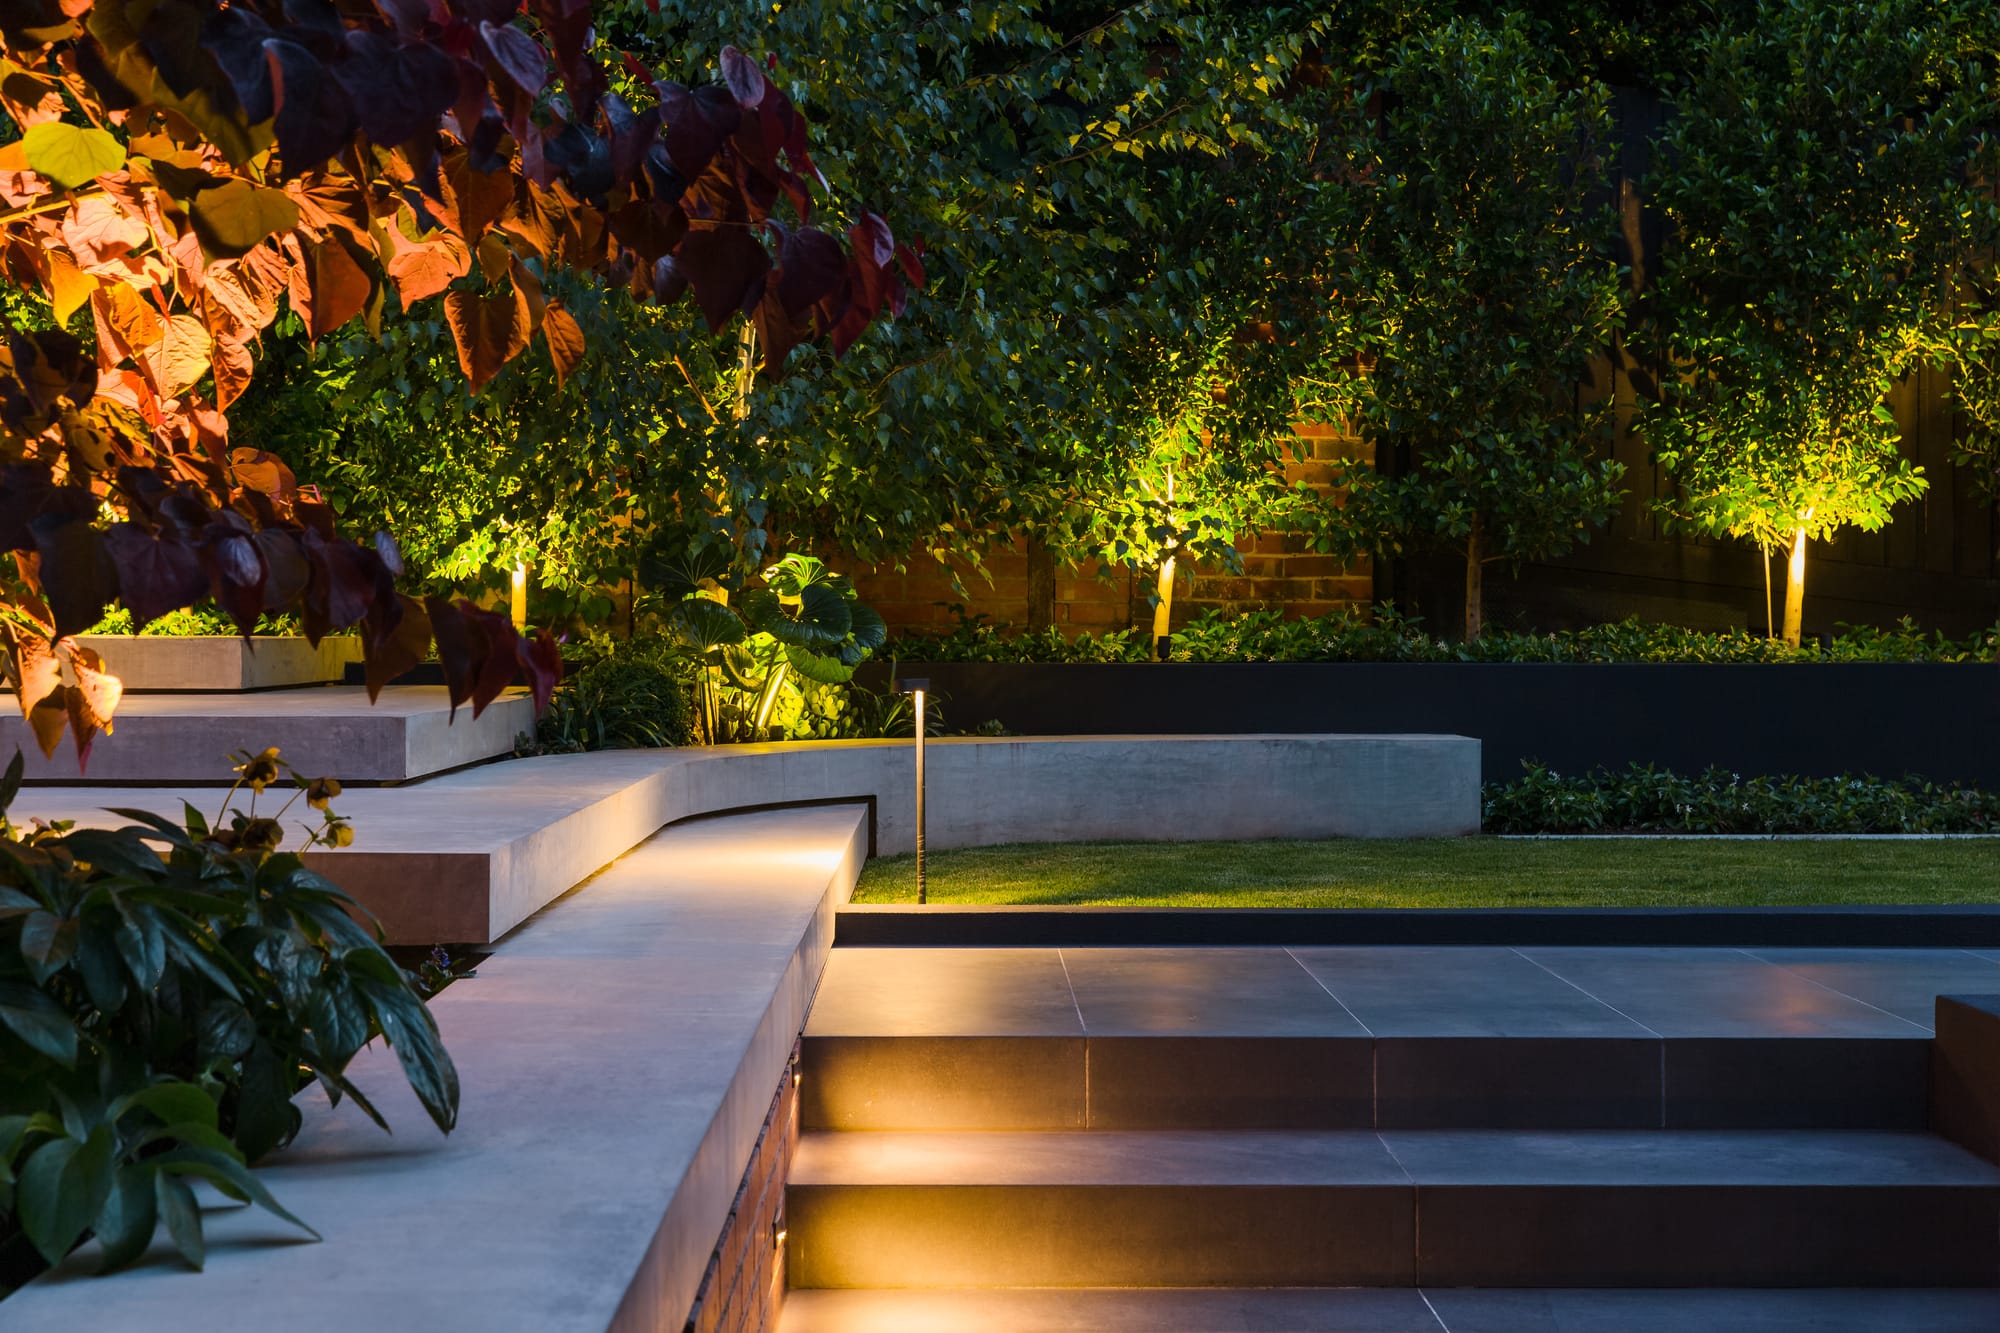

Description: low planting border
[860,661,2000,785]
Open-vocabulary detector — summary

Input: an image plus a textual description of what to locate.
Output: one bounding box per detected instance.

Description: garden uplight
[511,562,528,632]
[896,676,929,904]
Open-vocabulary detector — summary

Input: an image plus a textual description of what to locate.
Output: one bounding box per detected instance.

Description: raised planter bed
[858,660,2000,786]
[78,633,361,691]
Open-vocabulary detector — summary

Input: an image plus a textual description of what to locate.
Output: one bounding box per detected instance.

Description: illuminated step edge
[785,1127,2000,1288]
[777,1288,2000,1333]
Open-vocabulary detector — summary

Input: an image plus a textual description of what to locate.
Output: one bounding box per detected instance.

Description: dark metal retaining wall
[860,661,2000,786]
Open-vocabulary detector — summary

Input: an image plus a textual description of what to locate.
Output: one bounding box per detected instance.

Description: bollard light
[510,562,528,632]
[896,676,929,904]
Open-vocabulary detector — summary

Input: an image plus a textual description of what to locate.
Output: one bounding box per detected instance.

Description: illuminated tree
[1643,0,1998,645]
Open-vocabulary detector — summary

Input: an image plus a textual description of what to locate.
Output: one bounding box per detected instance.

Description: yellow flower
[235,747,283,792]
[239,817,284,853]
[325,820,355,849]
[306,777,342,810]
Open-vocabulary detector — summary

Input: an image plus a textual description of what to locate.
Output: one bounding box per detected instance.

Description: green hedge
[1484,763,2000,834]
[886,608,2000,665]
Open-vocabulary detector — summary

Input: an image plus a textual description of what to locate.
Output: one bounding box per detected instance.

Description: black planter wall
[858,661,2000,786]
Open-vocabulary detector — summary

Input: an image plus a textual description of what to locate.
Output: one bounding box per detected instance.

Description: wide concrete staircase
[778,947,2000,1332]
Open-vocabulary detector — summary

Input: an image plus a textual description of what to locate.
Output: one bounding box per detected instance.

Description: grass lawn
[851,838,2000,908]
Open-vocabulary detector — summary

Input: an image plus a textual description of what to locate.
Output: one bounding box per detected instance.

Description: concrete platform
[12,685,532,783]
[8,734,1480,943]
[74,634,361,691]
[2,804,870,1333]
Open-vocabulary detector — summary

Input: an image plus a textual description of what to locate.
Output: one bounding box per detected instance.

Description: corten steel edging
[834,904,2000,948]
[855,660,2000,786]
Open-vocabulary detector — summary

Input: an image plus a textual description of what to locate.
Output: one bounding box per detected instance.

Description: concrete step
[799,1033,1931,1131]
[785,1128,2000,1288]
[11,685,532,784]
[777,1287,2000,1332]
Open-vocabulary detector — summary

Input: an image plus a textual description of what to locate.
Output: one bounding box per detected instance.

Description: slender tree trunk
[1025,534,1056,632]
[1762,543,1775,640]
[1463,512,1485,642]
[1781,526,1807,649]
[1151,555,1175,660]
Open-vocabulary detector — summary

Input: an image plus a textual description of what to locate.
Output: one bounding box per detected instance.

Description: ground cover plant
[0,747,454,1291]
[853,837,2000,909]
[1486,765,2000,834]
[886,608,2000,664]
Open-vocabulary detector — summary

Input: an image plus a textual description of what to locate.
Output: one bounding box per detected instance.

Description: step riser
[787,1183,2000,1288]
[801,1036,1931,1131]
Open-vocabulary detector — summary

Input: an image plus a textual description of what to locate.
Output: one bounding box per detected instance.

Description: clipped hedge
[1484,763,2000,834]
[886,608,2000,665]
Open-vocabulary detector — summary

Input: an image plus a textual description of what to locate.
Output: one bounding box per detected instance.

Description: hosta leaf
[22,121,126,190]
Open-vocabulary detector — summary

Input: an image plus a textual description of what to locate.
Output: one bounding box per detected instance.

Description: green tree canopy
[1641,0,2000,645]
[1319,13,1627,640]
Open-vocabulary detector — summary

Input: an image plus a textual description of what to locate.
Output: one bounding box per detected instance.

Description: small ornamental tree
[1320,15,1626,641]
[0,0,916,762]
[1643,0,1999,646]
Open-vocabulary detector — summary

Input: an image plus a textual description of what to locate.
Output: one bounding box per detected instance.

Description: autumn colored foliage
[0,0,917,764]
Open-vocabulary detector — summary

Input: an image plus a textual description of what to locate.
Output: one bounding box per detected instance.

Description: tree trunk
[1151,555,1175,660]
[1463,513,1485,642]
[1762,543,1775,640]
[1782,526,1808,648]
[1025,534,1056,632]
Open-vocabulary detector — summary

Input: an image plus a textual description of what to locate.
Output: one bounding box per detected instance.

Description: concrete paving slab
[806,947,1084,1036]
[1060,946,1369,1036]
[1422,1288,2000,1333]
[1744,947,2000,1026]
[1288,947,1654,1037]
[2,804,870,1333]
[1514,947,1929,1037]
[11,684,531,783]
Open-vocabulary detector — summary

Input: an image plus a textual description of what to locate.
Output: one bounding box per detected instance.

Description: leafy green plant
[520,639,694,754]
[647,551,888,743]
[1485,762,2000,834]
[0,748,456,1282]
[83,607,307,638]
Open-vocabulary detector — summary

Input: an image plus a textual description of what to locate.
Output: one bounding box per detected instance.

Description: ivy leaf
[22,122,126,189]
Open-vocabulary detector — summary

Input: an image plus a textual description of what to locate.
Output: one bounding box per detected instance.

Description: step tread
[792,1128,2000,1189]
[776,1288,2000,1333]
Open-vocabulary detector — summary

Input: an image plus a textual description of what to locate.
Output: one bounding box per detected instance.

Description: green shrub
[84,607,305,637]
[888,608,2000,665]
[1484,762,2000,834]
[523,639,694,753]
[0,748,456,1283]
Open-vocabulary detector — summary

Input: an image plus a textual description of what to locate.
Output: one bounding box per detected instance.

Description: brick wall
[847,424,1373,637]
[681,1045,799,1333]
